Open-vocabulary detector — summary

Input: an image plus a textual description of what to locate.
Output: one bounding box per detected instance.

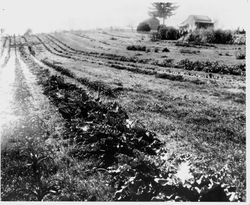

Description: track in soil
[0,39,62,146]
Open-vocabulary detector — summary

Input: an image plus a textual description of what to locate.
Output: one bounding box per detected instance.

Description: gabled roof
[180,15,213,26]
[142,17,160,25]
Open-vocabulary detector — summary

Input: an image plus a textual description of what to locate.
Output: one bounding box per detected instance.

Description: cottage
[179,15,214,31]
[141,17,160,31]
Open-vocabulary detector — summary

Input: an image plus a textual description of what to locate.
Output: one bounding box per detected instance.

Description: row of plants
[34,35,189,84]
[33,36,123,97]
[41,59,117,97]
[46,35,152,64]
[177,59,245,76]
[46,34,245,80]
[126,45,170,53]
[43,38,193,84]
[109,62,187,83]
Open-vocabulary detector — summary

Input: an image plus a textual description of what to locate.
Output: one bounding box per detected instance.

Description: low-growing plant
[155,73,184,81]
[179,49,200,54]
[178,59,245,76]
[127,45,147,52]
[235,50,245,60]
[150,32,161,42]
[162,47,170,52]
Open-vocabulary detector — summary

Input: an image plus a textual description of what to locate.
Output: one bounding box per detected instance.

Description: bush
[155,73,184,81]
[233,34,246,45]
[127,45,147,52]
[165,27,180,40]
[235,50,246,60]
[180,48,200,54]
[154,48,159,53]
[162,47,170,52]
[213,29,233,44]
[185,28,233,44]
[157,25,180,40]
[150,32,161,41]
[137,22,151,32]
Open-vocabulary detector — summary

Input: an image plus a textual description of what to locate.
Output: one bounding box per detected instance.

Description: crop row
[40,59,118,97]
[177,59,245,76]
[34,36,188,83]
[50,34,246,77]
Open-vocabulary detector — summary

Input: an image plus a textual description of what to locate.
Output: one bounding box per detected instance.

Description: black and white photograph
[0,0,248,202]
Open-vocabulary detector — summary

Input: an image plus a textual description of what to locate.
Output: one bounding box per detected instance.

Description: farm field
[0,29,246,201]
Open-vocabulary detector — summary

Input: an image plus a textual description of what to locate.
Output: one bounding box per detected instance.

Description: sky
[0,0,248,34]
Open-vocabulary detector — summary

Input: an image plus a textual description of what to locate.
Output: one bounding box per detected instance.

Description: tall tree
[149,2,178,25]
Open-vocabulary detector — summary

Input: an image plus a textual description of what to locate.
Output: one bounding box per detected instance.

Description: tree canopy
[149,2,178,25]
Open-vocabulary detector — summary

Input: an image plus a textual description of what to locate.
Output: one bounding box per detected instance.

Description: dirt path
[0,47,17,141]
[0,41,62,147]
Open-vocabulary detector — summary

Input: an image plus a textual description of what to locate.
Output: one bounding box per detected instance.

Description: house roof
[142,17,160,25]
[180,15,213,26]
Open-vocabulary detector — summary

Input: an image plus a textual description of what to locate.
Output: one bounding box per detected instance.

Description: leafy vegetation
[41,59,117,97]
[158,26,180,40]
[150,26,180,41]
[235,50,245,60]
[178,59,245,76]
[185,28,234,44]
[127,45,147,52]
[136,23,151,32]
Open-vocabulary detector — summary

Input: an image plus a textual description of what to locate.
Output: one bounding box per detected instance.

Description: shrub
[155,73,184,81]
[154,48,159,53]
[233,34,246,45]
[126,45,147,52]
[150,32,161,41]
[185,28,233,44]
[180,48,200,54]
[213,29,233,44]
[162,47,170,52]
[137,22,151,32]
[235,50,246,60]
[165,27,180,40]
[157,25,180,40]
